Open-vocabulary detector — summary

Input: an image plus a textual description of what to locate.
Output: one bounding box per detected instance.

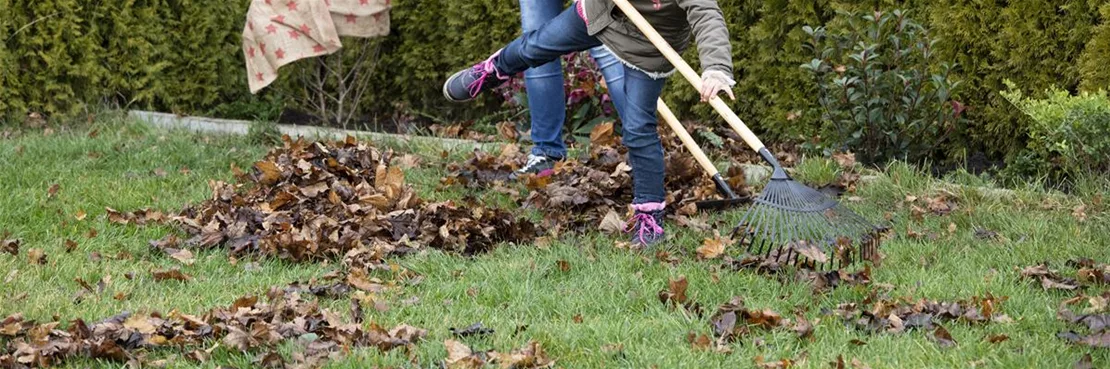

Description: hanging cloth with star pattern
[242,0,391,94]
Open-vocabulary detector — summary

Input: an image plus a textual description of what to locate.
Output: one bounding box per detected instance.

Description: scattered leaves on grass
[556,260,570,272]
[709,296,786,346]
[47,184,60,199]
[832,293,1009,346]
[1057,291,1110,348]
[443,339,554,369]
[1020,263,1080,291]
[1069,258,1110,285]
[74,210,87,221]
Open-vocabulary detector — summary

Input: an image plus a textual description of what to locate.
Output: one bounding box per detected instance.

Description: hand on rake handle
[699,70,735,102]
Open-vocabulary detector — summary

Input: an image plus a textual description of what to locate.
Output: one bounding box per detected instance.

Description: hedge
[3,0,1109,162]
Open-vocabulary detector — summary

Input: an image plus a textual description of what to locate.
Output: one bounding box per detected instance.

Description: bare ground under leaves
[1,117,1109,368]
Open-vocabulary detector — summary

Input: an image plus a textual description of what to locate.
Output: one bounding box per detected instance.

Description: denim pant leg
[520,0,569,159]
[588,46,627,121]
[495,6,601,76]
[619,66,668,205]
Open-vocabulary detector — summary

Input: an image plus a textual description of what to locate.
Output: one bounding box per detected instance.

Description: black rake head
[732,177,887,270]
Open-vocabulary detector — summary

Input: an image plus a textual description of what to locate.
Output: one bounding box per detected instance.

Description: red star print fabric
[242,0,391,93]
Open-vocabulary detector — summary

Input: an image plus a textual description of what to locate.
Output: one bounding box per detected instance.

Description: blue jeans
[519,0,626,160]
[495,6,666,204]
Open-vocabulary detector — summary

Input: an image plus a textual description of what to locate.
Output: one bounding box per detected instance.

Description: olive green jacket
[580,0,733,79]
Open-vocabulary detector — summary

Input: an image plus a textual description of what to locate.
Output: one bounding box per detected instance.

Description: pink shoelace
[625,212,663,245]
[466,53,507,98]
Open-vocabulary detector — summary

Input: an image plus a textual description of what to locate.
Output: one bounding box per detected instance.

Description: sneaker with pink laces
[625,202,666,247]
[443,50,511,102]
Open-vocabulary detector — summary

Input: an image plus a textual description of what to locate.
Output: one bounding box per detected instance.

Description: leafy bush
[1001,81,1110,180]
[801,9,966,165]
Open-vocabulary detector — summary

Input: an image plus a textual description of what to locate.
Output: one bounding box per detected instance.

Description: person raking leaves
[443,0,736,248]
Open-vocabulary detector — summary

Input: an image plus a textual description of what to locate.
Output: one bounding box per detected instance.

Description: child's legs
[494,6,601,76]
[520,0,569,158]
[618,66,668,205]
[588,46,627,122]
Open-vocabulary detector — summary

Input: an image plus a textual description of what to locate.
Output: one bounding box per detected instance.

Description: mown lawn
[1,116,1107,368]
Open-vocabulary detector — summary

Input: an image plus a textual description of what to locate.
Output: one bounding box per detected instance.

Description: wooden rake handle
[611,0,767,153]
[656,98,719,177]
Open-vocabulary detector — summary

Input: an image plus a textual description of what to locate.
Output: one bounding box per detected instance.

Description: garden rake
[613,0,885,269]
[656,97,750,211]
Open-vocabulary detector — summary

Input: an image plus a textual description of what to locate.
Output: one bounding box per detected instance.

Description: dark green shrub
[801,9,966,165]
[921,0,1108,159]
[1080,4,1110,92]
[1002,82,1110,181]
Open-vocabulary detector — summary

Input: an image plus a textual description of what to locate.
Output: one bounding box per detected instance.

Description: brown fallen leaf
[687,332,712,350]
[832,151,856,169]
[444,339,485,369]
[697,235,729,260]
[75,210,87,221]
[932,325,956,348]
[658,276,689,307]
[47,184,61,198]
[2,238,20,256]
[167,248,196,265]
[598,209,625,235]
[986,334,1009,344]
[152,268,191,282]
[556,260,570,272]
[1073,205,1088,223]
[496,121,519,141]
[64,239,78,253]
[788,240,828,263]
[793,313,814,340]
[27,248,46,265]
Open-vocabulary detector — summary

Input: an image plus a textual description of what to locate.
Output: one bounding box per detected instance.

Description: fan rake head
[732,175,887,270]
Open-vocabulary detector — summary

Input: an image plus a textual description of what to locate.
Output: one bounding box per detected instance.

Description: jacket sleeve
[677,0,734,77]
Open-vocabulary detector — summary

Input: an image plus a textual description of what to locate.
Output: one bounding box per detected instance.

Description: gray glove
[700,70,736,102]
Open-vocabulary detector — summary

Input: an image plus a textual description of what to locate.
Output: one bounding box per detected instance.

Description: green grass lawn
[1,116,1108,368]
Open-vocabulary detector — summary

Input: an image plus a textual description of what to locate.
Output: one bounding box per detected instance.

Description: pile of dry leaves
[0,287,423,369]
[147,136,535,260]
[443,122,751,235]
